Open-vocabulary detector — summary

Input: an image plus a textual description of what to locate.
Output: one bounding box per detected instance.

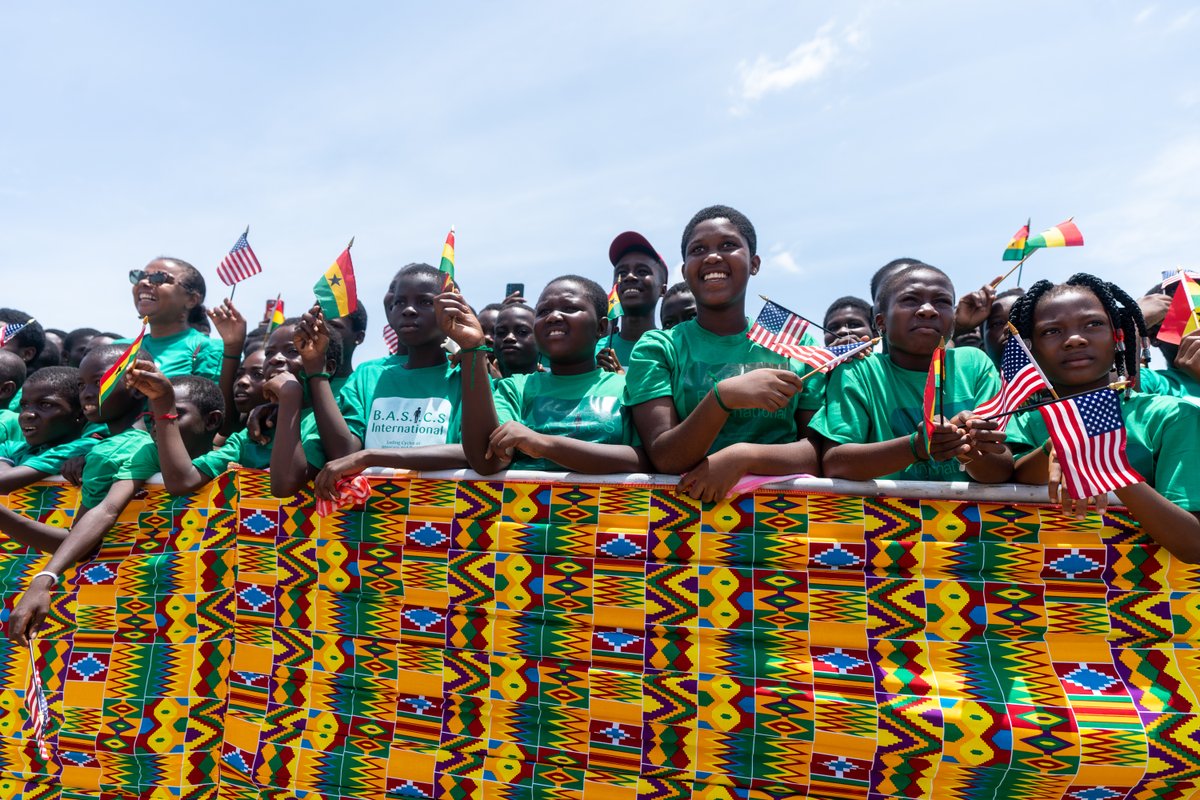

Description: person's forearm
[822,437,919,481]
[149,398,210,494]
[0,505,71,552]
[964,450,1013,484]
[1013,449,1049,485]
[0,466,51,493]
[646,392,727,473]
[527,439,650,474]
[359,445,470,472]
[1114,484,1200,563]
[270,396,309,497]
[734,439,821,476]
[307,376,358,461]
[459,351,505,473]
[41,482,139,573]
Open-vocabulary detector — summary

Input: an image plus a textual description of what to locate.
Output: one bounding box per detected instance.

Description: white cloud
[766,245,804,275]
[732,21,864,113]
[1168,8,1198,31]
[1135,6,1155,24]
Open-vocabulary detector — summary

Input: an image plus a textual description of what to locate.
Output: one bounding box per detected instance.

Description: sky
[1,2,1197,365]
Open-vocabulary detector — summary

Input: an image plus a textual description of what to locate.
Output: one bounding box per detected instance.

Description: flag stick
[937,338,946,424]
[229,283,237,302]
[797,337,881,381]
[758,295,830,334]
[991,249,1036,291]
[980,380,1129,422]
[347,236,355,250]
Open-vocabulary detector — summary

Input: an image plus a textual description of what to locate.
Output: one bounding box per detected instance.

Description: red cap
[609,231,666,268]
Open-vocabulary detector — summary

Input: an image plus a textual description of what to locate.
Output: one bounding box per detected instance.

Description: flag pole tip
[347,236,355,249]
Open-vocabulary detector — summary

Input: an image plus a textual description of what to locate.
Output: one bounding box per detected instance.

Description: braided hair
[1009,273,1147,394]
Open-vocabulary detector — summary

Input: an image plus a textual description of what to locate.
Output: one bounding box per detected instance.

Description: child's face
[494,306,538,373]
[682,218,759,311]
[263,326,303,380]
[233,350,268,414]
[660,292,697,330]
[167,386,218,455]
[613,252,665,315]
[535,281,603,362]
[78,353,138,423]
[19,382,83,447]
[131,259,198,321]
[1030,287,1115,388]
[878,269,955,358]
[983,295,1020,365]
[384,273,442,347]
[824,305,872,345]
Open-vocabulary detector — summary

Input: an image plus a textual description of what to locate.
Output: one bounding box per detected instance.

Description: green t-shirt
[623,318,825,456]
[195,410,325,477]
[81,428,153,508]
[118,328,223,381]
[1006,390,1200,511]
[338,357,462,449]
[494,369,635,471]
[0,434,101,475]
[810,347,1001,481]
[1152,367,1200,402]
[0,409,20,445]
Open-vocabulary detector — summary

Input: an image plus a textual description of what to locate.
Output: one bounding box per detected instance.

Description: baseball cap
[609,231,666,269]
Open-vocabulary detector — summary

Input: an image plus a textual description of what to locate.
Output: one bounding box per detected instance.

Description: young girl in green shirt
[623,205,824,501]
[812,262,1010,483]
[1007,274,1200,562]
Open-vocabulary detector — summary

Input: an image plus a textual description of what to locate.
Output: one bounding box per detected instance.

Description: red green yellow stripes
[923,340,946,447]
[607,284,623,320]
[439,227,456,290]
[99,319,146,407]
[1158,273,1200,345]
[314,246,357,318]
[1026,218,1084,249]
[1002,220,1030,261]
[267,295,284,332]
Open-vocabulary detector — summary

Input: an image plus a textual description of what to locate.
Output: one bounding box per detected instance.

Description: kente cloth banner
[2,472,1200,799]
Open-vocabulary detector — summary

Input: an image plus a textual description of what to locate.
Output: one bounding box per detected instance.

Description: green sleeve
[20,436,100,474]
[797,370,827,412]
[0,411,21,447]
[1152,401,1200,511]
[338,370,369,443]
[623,331,675,406]
[1003,409,1047,459]
[192,433,244,479]
[1138,368,1171,396]
[193,338,224,382]
[493,376,525,426]
[0,438,26,466]
[301,414,326,469]
[115,441,161,481]
[809,361,874,445]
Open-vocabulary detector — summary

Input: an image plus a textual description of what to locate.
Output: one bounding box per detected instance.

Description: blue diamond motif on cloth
[61,752,92,766]
[1063,666,1117,693]
[819,649,866,674]
[222,749,251,771]
[599,535,642,558]
[404,696,434,713]
[82,563,116,583]
[1048,551,1102,577]
[822,757,860,776]
[599,724,628,744]
[238,585,271,610]
[393,784,433,799]
[812,546,860,568]
[597,629,641,651]
[1071,789,1121,800]
[241,511,274,534]
[71,654,106,679]
[408,524,447,547]
[403,608,442,630]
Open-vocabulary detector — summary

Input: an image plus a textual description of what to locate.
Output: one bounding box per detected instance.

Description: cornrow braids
[1008,273,1148,396]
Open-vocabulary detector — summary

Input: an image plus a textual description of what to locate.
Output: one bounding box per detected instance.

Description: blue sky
[2,2,1197,363]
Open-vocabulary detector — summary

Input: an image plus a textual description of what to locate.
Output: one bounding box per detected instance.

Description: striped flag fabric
[0,319,32,348]
[748,300,811,358]
[314,244,357,319]
[786,339,874,373]
[1157,272,1200,345]
[1040,387,1141,500]
[606,284,623,321]
[972,334,1053,431]
[1026,218,1084,250]
[98,319,146,407]
[383,324,399,354]
[25,642,51,760]
[923,340,946,446]
[216,228,263,286]
[1002,220,1030,261]
[439,227,456,291]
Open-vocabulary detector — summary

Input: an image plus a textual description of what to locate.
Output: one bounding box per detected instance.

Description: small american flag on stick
[1041,387,1141,500]
[216,227,263,287]
[0,319,33,348]
[972,331,1053,431]
[383,324,399,355]
[26,641,50,760]
[749,300,811,357]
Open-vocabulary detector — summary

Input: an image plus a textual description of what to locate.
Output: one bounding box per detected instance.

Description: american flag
[383,324,399,354]
[0,319,31,348]
[748,300,811,358]
[25,641,50,760]
[1041,387,1141,500]
[972,334,1052,431]
[216,229,263,286]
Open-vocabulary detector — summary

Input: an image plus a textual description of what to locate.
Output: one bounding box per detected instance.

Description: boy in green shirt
[307,264,469,500]
[597,231,669,373]
[122,258,223,381]
[439,275,647,475]
[119,373,227,482]
[2,346,159,645]
[624,205,825,502]
[493,303,540,378]
[0,366,100,492]
[659,282,696,331]
[813,261,1009,483]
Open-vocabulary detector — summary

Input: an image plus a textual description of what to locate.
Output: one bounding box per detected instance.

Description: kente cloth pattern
[1,473,1199,799]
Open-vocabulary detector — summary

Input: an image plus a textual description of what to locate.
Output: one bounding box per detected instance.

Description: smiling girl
[439,275,647,474]
[1006,274,1200,562]
[813,261,1010,482]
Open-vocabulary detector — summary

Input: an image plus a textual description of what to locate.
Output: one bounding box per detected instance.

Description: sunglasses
[129,269,177,286]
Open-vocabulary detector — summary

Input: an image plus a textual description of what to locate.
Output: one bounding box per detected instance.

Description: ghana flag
[1002,219,1030,261]
[1026,218,1084,250]
[314,241,357,318]
[923,339,946,449]
[267,295,284,333]
[98,318,147,407]
[1157,273,1200,345]
[607,283,623,320]
[439,227,456,291]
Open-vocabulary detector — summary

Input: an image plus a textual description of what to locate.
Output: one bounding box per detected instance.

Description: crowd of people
[1,203,1198,642]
